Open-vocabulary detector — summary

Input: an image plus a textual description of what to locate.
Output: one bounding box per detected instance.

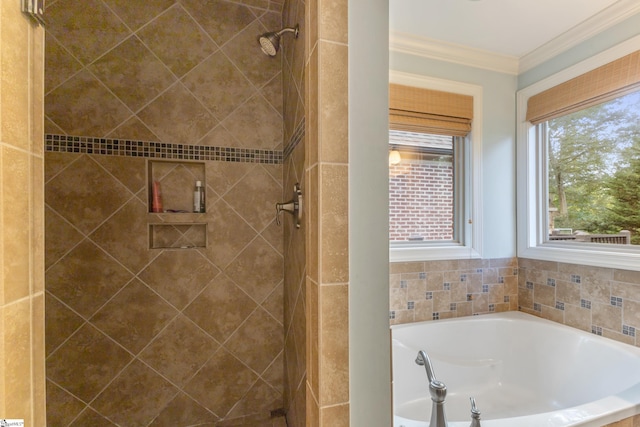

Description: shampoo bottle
[193,181,205,213]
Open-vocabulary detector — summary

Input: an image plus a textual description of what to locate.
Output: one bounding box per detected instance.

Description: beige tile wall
[389,258,519,325]
[44,0,288,425]
[519,258,640,347]
[0,2,46,425]
[281,0,307,426]
[305,0,350,424]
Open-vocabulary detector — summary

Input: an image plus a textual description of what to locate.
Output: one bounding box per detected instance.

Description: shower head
[258,24,299,57]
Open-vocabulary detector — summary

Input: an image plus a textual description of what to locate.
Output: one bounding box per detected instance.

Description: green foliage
[547,92,640,241]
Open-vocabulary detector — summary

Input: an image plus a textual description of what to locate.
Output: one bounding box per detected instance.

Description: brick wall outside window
[390,158,454,241]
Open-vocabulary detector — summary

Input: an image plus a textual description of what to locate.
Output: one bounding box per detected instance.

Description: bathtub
[391,311,640,427]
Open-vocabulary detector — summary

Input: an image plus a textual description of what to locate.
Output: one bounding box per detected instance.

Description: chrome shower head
[258,24,299,57]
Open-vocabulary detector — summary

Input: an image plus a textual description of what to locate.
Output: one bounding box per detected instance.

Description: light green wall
[349,0,392,425]
[518,13,640,90]
[390,52,518,258]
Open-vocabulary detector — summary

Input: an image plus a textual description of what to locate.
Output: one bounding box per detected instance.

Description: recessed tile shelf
[147,159,208,249]
[149,223,207,249]
[147,159,206,214]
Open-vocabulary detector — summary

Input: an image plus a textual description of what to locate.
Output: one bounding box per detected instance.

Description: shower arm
[276,27,298,37]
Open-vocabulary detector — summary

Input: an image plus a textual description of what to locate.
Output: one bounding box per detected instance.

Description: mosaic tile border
[45,134,283,164]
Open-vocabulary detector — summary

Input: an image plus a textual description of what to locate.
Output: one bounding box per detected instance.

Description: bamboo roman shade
[389,83,473,136]
[526,50,640,124]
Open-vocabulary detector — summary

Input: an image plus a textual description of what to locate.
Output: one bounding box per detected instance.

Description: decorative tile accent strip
[45,134,283,164]
[283,119,305,159]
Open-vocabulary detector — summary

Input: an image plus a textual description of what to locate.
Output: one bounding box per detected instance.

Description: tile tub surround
[519,258,640,348]
[389,258,519,325]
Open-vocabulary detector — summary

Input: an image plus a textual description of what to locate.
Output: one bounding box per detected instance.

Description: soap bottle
[193,181,205,213]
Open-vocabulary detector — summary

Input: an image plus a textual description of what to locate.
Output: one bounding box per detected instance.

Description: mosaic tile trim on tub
[518,258,640,348]
[46,134,283,164]
[389,258,519,325]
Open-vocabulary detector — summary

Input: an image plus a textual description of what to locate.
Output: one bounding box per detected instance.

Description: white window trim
[389,70,483,262]
[516,35,640,271]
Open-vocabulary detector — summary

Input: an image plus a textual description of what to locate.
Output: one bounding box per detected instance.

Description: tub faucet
[469,397,481,427]
[416,350,447,427]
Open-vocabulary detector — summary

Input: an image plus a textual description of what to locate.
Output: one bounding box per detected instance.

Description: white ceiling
[390,0,640,69]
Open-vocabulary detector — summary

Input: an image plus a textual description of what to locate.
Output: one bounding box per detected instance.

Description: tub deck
[391,311,640,427]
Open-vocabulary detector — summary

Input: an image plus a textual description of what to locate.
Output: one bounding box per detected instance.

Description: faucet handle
[469,397,481,427]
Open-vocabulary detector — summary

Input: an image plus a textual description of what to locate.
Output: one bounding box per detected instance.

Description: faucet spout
[416,350,448,427]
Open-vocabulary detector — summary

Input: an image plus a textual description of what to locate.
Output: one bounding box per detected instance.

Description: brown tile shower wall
[44,0,286,425]
[281,0,307,426]
[389,258,519,325]
[518,258,640,347]
[306,0,351,423]
[0,3,46,425]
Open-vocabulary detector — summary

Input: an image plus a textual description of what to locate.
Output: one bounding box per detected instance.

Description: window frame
[389,71,483,262]
[516,36,640,271]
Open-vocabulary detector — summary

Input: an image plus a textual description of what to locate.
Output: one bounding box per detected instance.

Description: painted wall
[0,3,46,425]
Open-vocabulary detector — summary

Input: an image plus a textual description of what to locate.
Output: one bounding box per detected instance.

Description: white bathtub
[391,311,640,427]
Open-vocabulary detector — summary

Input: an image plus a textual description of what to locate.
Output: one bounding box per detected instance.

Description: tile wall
[44,0,287,425]
[0,2,46,425]
[389,258,519,325]
[281,0,307,426]
[305,0,351,423]
[519,258,640,347]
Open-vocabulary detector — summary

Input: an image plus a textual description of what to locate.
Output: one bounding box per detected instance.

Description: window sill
[390,244,481,262]
[518,243,640,272]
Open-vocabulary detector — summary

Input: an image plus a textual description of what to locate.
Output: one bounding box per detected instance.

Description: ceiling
[389,0,640,70]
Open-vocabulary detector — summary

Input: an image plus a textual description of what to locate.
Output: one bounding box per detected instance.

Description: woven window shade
[389,83,473,136]
[526,50,640,124]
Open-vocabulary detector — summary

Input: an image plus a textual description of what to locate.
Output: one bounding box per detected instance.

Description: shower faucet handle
[275,183,302,229]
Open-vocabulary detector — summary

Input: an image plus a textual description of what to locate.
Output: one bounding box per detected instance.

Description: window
[517,40,640,270]
[389,131,464,243]
[389,71,482,261]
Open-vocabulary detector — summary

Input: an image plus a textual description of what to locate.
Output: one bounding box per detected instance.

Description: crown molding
[390,0,640,76]
[519,0,640,73]
[390,31,520,75]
